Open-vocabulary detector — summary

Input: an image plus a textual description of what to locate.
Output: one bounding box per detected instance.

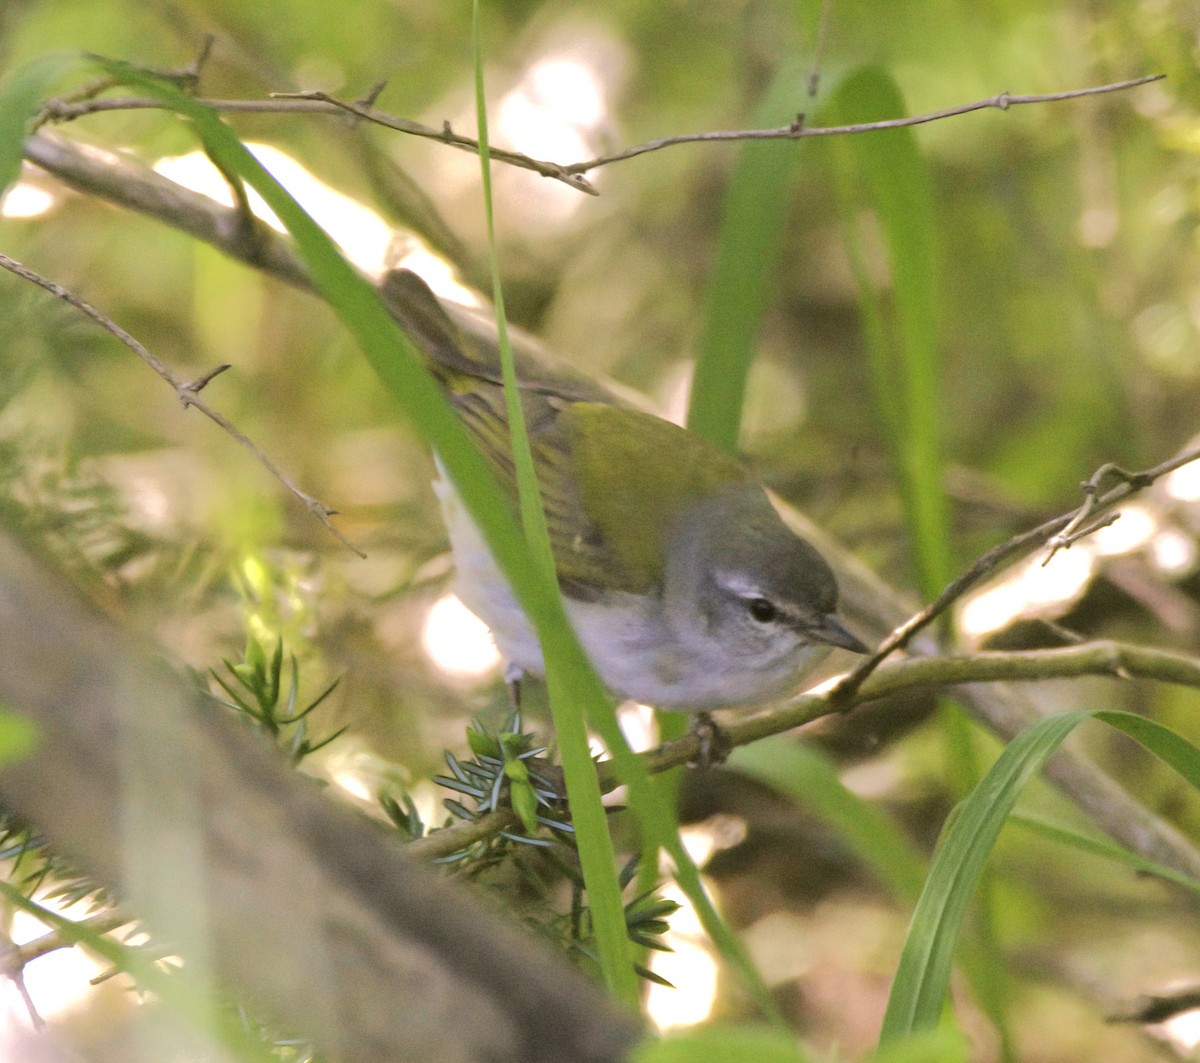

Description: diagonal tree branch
[0,532,640,1063]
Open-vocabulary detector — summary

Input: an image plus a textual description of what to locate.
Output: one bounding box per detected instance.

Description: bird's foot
[687,711,730,770]
[503,663,524,712]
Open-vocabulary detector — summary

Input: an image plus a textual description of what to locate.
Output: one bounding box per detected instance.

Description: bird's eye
[746,597,778,624]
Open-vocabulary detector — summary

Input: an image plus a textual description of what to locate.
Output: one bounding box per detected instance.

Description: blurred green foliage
[2,1,1200,1060]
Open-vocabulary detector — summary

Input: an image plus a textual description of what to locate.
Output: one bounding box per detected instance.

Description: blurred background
[1,0,1200,1060]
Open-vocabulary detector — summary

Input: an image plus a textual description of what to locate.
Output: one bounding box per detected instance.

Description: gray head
[661,483,866,696]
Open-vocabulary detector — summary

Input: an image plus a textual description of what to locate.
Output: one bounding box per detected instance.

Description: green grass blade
[0,55,82,196]
[687,61,820,455]
[824,66,949,598]
[1096,709,1200,785]
[879,709,1200,1044]
[879,711,1086,1043]
[469,2,634,1001]
[1011,811,1200,897]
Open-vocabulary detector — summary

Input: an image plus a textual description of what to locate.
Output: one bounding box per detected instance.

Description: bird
[383,269,867,713]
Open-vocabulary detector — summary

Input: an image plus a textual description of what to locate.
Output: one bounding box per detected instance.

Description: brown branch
[33,75,1164,190]
[422,640,1200,861]
[852,642,1200,700]
[405,807,521,863]
[831,440,1200,704]
[10,912,131,968]
[643,639,1200,775]
[0,252,365,559]
[567,75,1166,172]
[0,532,640,1063]
[23,133,313,290]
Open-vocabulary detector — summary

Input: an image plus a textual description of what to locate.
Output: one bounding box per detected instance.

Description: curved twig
[0,252,365,558]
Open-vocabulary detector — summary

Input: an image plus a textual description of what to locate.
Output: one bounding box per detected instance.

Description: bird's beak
[807,615,869,654]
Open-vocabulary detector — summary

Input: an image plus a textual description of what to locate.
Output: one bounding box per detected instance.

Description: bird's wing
[381,269,616,405]
[381,269,747,597]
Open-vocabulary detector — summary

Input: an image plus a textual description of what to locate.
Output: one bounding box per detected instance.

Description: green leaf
[687,61,827,455]
[244,634,267,677]
[467,727,500,760]
[1097,709,1200,784]
[824,67,949,598]
[503,756,529,785]
[0,54,82,197]
[879,709,1200,1044]
[505,761,540,834]
[1011,811,1200,897]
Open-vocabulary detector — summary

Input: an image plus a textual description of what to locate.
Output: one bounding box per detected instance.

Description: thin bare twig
[562,75,1165,173]
[0,253,365,558]
[270,91,600,195]
[0,930,44,1032]
[832,441,1200,704]
[11,912,131,968]
[34,75,1164,191]
[1043,462,1154,561]
[35,91,599,196]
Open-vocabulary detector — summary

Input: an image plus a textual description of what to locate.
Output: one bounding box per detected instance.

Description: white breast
[434,467,827,711]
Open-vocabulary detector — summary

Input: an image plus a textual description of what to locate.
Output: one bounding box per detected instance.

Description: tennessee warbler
[385,270,866,711]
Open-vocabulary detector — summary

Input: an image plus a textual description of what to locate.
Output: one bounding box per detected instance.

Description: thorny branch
[0,252,365,559]
[563,75,1166,173]
[32,74,1165,194]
